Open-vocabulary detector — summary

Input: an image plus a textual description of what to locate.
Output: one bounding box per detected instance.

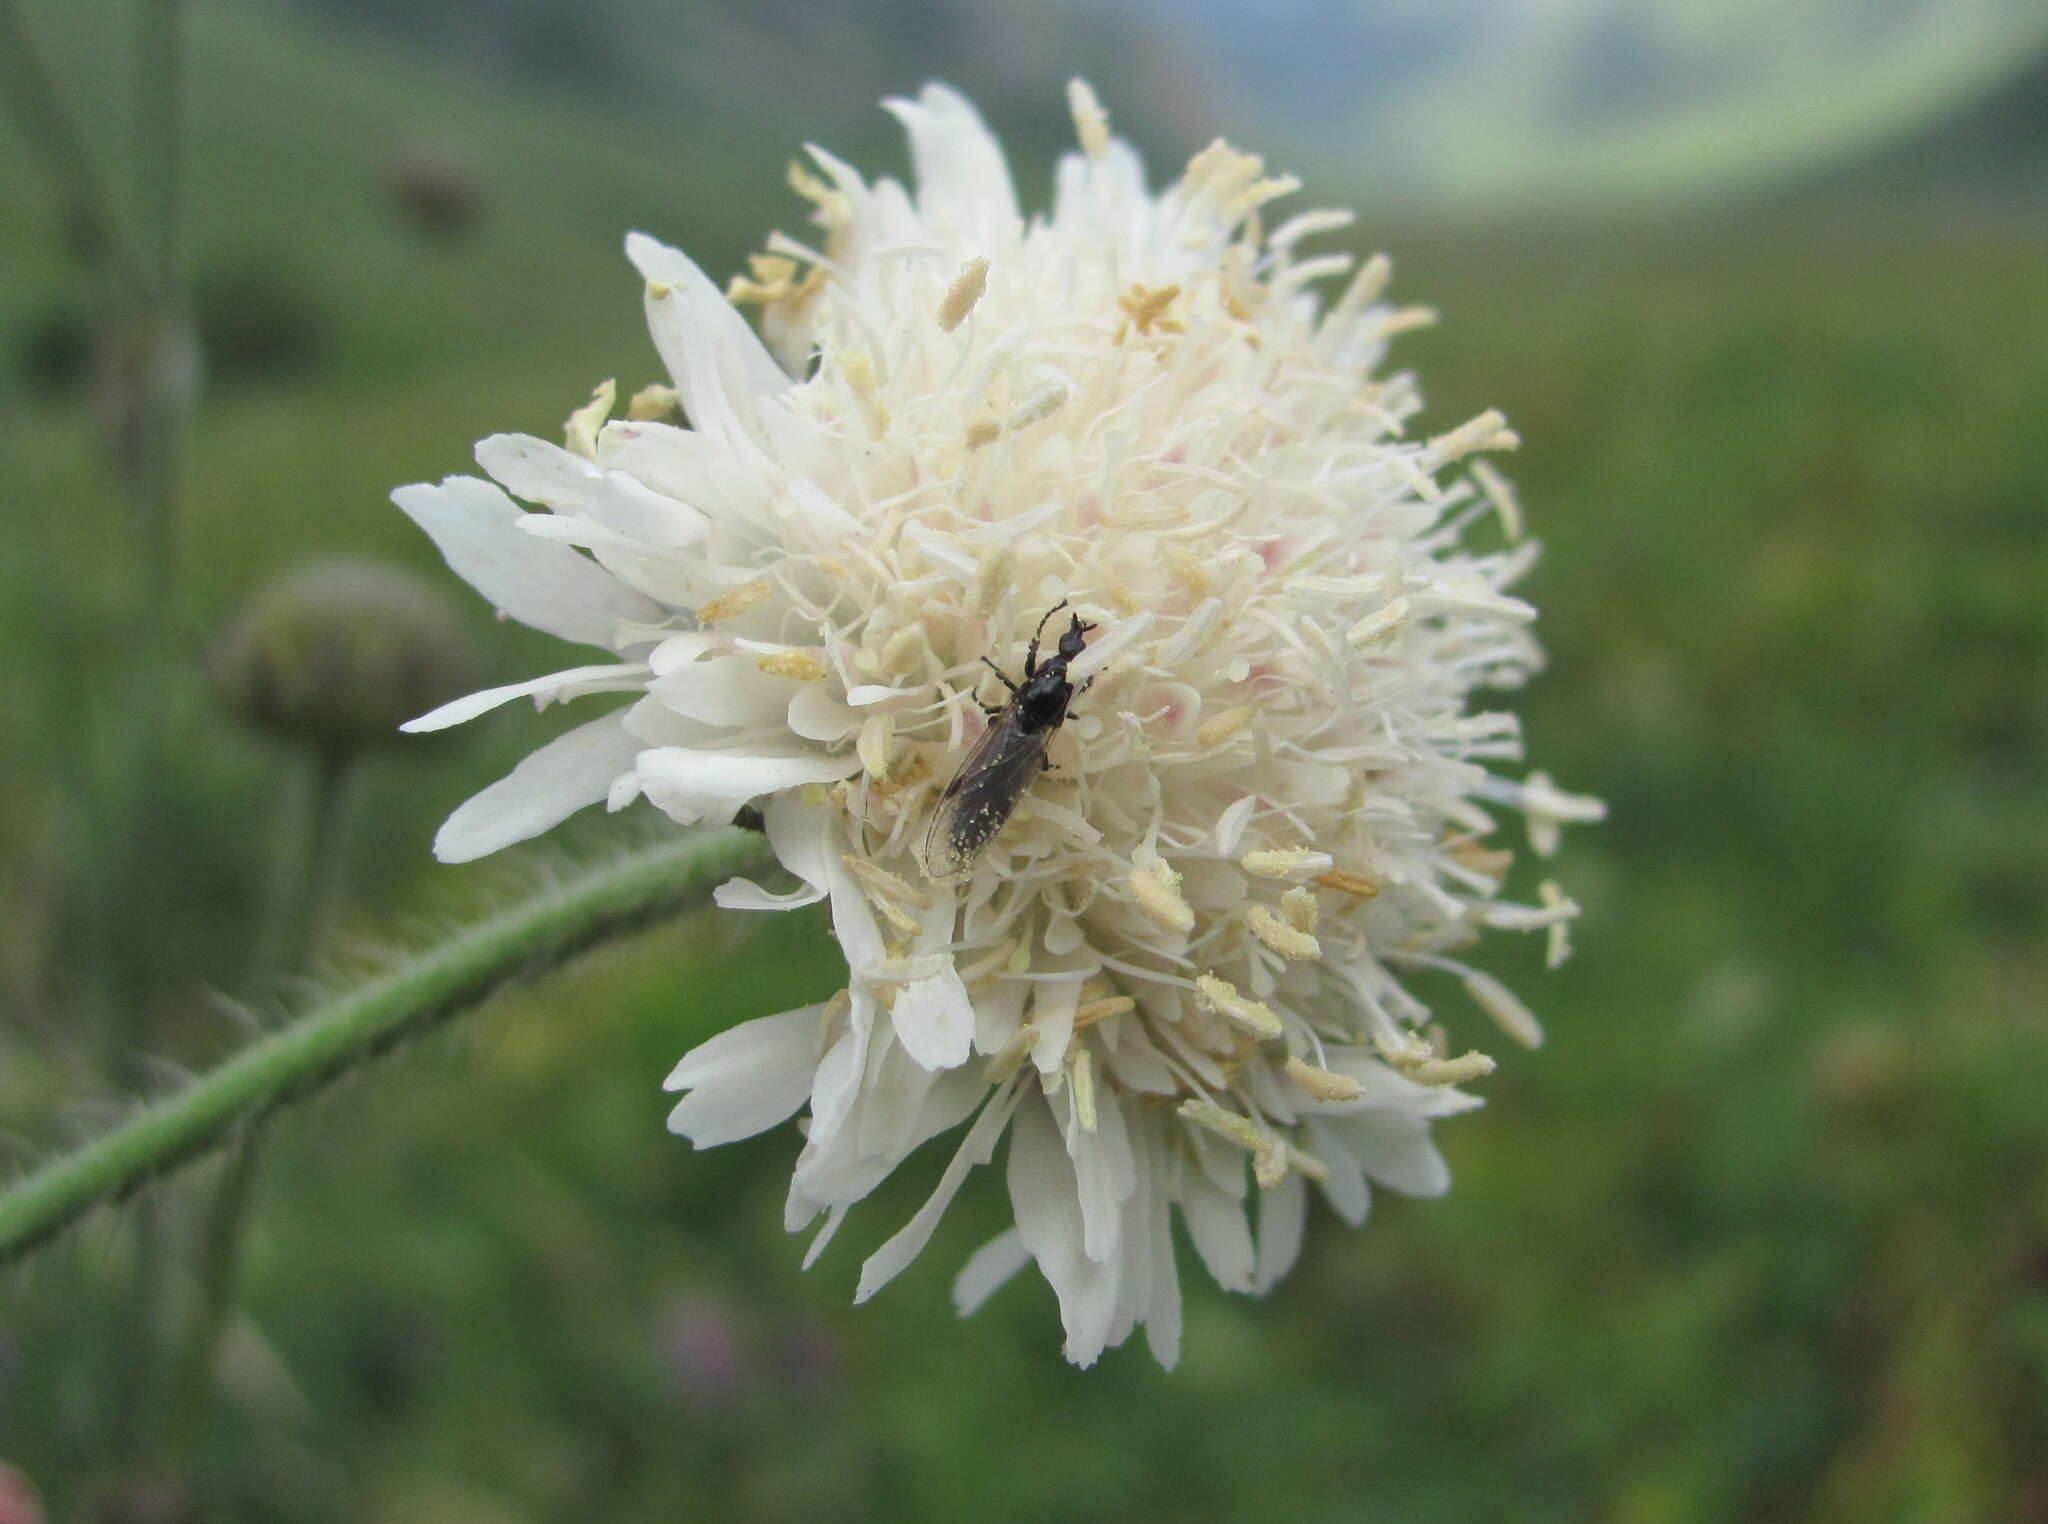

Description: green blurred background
[3,1,2046,1518]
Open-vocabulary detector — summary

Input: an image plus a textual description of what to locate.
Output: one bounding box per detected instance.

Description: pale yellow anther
[971,547,1014,618]
[956,938,1018,986]
[1197,704,1254,748]
[726,254,800,306]
[1070,1047,1098,1133]
[1178,1098,1271,1157]
[815,989,852,1059]
[1118,282,1184,338]
[564,379,616,460]
[1463,968,1544,1049]
[1240,846,1333,880]
[1471,459,1524,541]
[1246,903,1320,961]
[937,256,991,333]
[1284,1055,1363,1103]
[1373,305,1439,339]
[1280,886,1319,936]
[1073,995,1136,1029]
[839,350,891,432]
[696,580,770,623]
[1346,595,1411,648]
[1312,868,1380,900]
[984,1023,1035,1085]
[1334,252,1392,317]
[1394,1049,1498,1086]
[1167,545,1214,600]
[1100,569,1139,617]
[857,712,895,782]
[964,413,1002,451]
[787,159,851,229]
[1006,940,1032,974]
[1540,880,1577,969]
[625,383,678,421]
[1005,376,1070,433]
[1067,78,1110,159]
[756,649,827,681]
[814,556,850,580]
[1194,973,1282,1041]
[1253,1140,1290,1190]
[842,854,930,911]
[1427,409,1520,464]
[645,281,672,301]
[1129,860,1195,935]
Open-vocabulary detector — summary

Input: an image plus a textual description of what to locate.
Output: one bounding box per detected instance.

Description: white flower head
[396,82,1599,1367]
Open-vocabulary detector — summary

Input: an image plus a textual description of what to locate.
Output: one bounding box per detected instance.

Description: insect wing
[917,708,1050,881]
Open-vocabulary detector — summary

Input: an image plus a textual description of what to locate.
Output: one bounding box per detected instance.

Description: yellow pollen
[937,256,991,332]
[696,580,771,623]
[1004,376,1070,432]
[1312,868,1380,900]
[1246,904,1320,961]
[1128,860,1195,934]
[1280,886,1319,936]
[645,281,672,301]
[1196,705,1255,748]
[1390,1049,1497,1086]
[1193,973,1282,1041]
[1067,78,1110,159]
[1241,846,1331,879]
[1253,1139,1291,1189]
[564,379,615,460]
[787,158,851,229]
[725,253,800,305]
[857,713,895,782]
[1283,1055,1363,1102]
[755,649,827,681]
[1118,282,1184,337]
[625,383,677,421]
[1100,570,1140,617]
[964,413,1002,451]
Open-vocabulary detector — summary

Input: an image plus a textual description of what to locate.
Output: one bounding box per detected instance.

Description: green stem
[0,827,776,1265]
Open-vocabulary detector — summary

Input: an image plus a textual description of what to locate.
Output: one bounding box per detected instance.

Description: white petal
[475,433,601,510]
[431,711,640,863]
[1305,1118,1372,1227]
[1345,1113,1454,1198]
[883,83,1021,246]
[1253,1170,1308,1294]
[392,476,660,646]
[952,1228,1030,1318]
[633,746,858,826]
[714,793,833,911]
[1143,1169,1183,1370]
[662,1005,820,1146]
[1179,1168,1255,1293]
[893,966,975,1071]
[1008,1095,1120,1368]
[626,233,790,440]
[400,663,648,733]
[855,1080,1020,1304]
[649,654,797,729]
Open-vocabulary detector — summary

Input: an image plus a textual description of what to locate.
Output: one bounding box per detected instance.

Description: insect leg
[1023,599,1069,677]
[979,656,1020,693]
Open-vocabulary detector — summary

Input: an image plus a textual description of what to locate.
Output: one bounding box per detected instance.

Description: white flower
[396,80,1598,1367]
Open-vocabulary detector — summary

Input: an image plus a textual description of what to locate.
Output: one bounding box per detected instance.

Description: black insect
[918,601,1097,882]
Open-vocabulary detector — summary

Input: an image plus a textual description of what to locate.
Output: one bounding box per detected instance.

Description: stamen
[1067,78,1110,159]
[1240,846,1334,879]
[625,383,677,421]
[1073,995,1136,1029]
[756,650,827,681]
[1196,705,1254,748]
[1283,1054,1362,1102]
[1390,1049,1497,1086]
[1540,880,1577,968]
[1071,1047,1098,1133]
[937,256,991,333]
[1129,860,1195,934]
[1471,459,1523,541]
[857,713,895,782]
[1463,968,1544,1049]
[1426,409,1520,466]
[1245,904,1320,961]
[564,379,615,460]
[971,546,1014,617]
[696,580,770,623]
[1279,887,1319,936]
[1194,973,1282,1040]
[842,854,931,911]
[1178,1098,1271,1156]
[1311,868,1380,900]
[1345,595,1410,648]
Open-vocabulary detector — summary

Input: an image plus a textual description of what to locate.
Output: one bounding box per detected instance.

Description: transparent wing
[916,710,1050,882]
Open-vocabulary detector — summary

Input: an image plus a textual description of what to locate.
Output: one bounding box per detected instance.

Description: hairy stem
[0,827,775,1264]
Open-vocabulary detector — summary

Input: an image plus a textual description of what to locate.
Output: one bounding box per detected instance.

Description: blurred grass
[2,2,2046,1520]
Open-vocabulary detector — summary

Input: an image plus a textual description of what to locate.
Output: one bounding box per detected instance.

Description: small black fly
[917,601,1096,882]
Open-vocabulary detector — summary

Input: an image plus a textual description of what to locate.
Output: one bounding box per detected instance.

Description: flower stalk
[0,827,774,1265]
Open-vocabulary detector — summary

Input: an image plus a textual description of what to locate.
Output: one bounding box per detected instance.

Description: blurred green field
[2,3,2045,1521]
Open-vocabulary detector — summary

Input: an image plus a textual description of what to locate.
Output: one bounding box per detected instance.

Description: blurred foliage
[1,1,2045,1521]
